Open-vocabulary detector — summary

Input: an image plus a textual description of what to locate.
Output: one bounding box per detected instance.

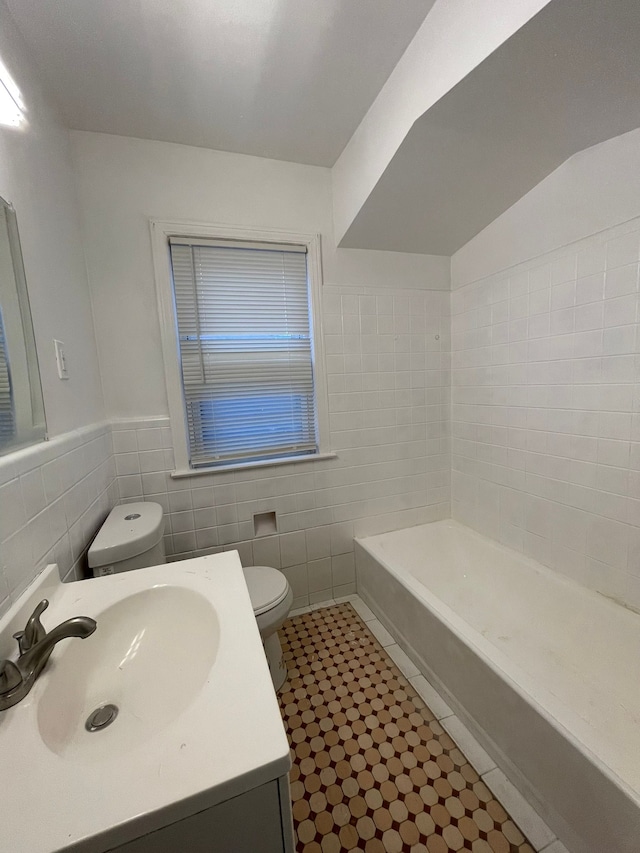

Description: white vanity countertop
[0,553,291,853]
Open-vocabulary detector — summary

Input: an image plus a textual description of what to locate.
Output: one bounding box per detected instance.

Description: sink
[37,586,219,760]
[0,552,291,853]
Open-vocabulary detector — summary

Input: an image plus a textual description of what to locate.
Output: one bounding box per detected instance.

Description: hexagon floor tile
[278,602,535,853]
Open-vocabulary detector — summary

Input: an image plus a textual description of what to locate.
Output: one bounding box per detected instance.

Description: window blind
[168,238,318,468]
[0,307,15,444]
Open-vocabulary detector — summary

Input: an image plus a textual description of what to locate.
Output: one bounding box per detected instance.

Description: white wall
[71,132,332,418]
[71,131,450,605]
[0,2,103,436]
[0,2,110,612]
[450,132,640,612]
[71,131,448,418]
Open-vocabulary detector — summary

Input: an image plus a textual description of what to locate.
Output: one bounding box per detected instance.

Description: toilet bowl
[243,566,293,691]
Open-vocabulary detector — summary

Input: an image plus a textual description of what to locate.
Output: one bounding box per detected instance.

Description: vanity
[0,552,294,853]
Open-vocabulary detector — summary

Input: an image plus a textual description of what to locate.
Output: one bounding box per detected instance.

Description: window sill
[170,451,337,478]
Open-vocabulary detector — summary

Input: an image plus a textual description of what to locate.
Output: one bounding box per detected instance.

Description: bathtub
[355,519,640,853]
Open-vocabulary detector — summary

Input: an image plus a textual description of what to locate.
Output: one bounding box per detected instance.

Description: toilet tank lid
[88,502,164,568]
[243,566,289,615]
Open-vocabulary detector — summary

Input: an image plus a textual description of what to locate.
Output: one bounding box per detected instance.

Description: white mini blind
[0,308,15,445]
[168,238,318,467]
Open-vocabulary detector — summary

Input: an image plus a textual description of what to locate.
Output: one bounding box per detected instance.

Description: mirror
[0,196,45,455]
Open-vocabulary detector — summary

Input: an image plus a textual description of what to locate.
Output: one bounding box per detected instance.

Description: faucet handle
[12,630,28,655]
[24,599,49,649]
[0,659,22,695]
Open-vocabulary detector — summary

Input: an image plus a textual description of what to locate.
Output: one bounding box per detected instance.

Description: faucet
[0,599,96,711]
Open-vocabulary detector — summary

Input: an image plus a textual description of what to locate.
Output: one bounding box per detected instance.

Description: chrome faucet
[0,599,96,711]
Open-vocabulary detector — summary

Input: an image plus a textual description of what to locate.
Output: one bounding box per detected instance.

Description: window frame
[150,219,332,476]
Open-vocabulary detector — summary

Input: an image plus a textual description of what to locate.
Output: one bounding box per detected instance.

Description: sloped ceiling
[340,0,640,254]
[6,0,640,256]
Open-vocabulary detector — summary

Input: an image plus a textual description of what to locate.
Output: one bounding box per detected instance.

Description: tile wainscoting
[111,415,448,608]
[3,231,638,617]
[0,284,451,611]
[0,423,117,614]
[111,283,452,607]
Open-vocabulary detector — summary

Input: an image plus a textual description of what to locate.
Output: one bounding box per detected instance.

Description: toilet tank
[88,502,165,577]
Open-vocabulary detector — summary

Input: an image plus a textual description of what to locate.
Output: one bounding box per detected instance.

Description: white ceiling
[340,0,640,254]
[6,0,432,167]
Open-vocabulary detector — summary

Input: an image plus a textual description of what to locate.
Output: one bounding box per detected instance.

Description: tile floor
[277,600,563,853]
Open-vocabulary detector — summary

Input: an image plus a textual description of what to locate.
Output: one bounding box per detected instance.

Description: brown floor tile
[278,603,536,853]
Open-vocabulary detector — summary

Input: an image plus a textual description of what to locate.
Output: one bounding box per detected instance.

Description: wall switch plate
[54,339,69,379]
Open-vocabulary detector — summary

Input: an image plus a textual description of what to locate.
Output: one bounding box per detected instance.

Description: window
[0,308,14,444]
[152,222,330,474]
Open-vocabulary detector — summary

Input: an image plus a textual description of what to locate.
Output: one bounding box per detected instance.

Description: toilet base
[264,632,288,691]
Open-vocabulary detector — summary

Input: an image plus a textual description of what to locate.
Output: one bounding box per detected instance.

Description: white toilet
[242,565,293,691]
[88,501,166,576]
[88,502,293,690]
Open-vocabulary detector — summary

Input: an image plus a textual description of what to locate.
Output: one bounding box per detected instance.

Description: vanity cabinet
[1,557,294,853]
[109,776,294,853]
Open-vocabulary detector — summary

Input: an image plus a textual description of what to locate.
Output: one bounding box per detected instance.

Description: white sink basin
[38,585,219,760]
[0,552,290,853]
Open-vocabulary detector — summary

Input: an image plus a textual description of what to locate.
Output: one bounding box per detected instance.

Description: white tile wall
[112,284,451,607]
[4,222,638,620]
[5,224,638,620]
[451,217,640,611]
[0,423,117,615]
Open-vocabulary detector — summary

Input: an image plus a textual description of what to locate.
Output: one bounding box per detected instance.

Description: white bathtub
[355,519,640,853]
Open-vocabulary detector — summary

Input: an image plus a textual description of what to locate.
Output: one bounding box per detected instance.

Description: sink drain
[85,704,119,732]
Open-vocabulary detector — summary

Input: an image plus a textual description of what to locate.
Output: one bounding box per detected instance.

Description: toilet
[88,502,293,690]
[242,565,293,691]
[88,501,166,576]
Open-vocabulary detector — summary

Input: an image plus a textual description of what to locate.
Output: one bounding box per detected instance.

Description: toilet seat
[243,565,289,616]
